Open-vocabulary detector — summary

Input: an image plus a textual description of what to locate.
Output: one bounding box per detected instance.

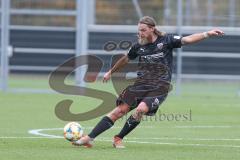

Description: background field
[0,76,240,160]
[1,0,240,159]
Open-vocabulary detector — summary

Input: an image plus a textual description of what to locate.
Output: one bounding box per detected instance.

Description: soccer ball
[63,122,83,142]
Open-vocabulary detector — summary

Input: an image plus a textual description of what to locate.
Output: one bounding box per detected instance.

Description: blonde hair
[138,16,165,37]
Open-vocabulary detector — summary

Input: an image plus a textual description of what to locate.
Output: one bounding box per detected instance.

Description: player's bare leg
[72,103,130,147]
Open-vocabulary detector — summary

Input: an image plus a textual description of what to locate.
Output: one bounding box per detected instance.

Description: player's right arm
[103,55,129,83]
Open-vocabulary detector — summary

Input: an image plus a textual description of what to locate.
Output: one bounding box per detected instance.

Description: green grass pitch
[0,76,240,160]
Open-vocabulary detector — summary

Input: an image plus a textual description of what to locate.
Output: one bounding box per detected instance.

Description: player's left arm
[181,29,224,45]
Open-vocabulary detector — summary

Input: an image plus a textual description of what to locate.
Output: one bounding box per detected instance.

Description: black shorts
[116,84,169,116]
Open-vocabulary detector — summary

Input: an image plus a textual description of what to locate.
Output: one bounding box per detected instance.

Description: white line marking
[0,137,62,139]
[2,136,240,142]
[117,140,240,148]
[95,139,240,148]
[27,126,154,138]
[27,126,155,138]
[24,128,240,148]
[28,128,62,138]
[2,136,240,148]
[124,137,240,141]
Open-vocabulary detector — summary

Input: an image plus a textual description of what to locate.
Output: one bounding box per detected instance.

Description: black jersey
[127,34,182,86]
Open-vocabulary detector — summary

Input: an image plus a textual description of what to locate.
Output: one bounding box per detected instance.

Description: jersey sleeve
[166,34,182,49]
[127,43,139,60]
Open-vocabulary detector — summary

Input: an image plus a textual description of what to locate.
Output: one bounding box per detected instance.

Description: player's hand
[103,71,111,83]
[207,29,224,37]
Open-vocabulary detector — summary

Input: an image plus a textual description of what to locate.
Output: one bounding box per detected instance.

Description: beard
[138,37,149,45]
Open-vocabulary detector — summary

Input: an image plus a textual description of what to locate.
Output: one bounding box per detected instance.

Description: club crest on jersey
[157,43,163,49]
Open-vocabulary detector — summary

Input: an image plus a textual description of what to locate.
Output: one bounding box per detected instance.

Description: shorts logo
[152,98,160,107]
[157,43,163,49]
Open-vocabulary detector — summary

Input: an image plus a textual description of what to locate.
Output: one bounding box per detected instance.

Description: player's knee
[136,103,149,113]
[133,103,149,121]
[108,105,129,121]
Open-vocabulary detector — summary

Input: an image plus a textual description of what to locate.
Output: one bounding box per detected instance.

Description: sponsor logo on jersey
[157,43,163,49]
[141,52,164,60]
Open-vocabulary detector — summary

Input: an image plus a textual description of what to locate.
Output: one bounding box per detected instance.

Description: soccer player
[72,16,224,148]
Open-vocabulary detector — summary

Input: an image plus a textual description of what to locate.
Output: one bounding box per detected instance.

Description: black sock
[116,115,140,139]
[88,116,114,139]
